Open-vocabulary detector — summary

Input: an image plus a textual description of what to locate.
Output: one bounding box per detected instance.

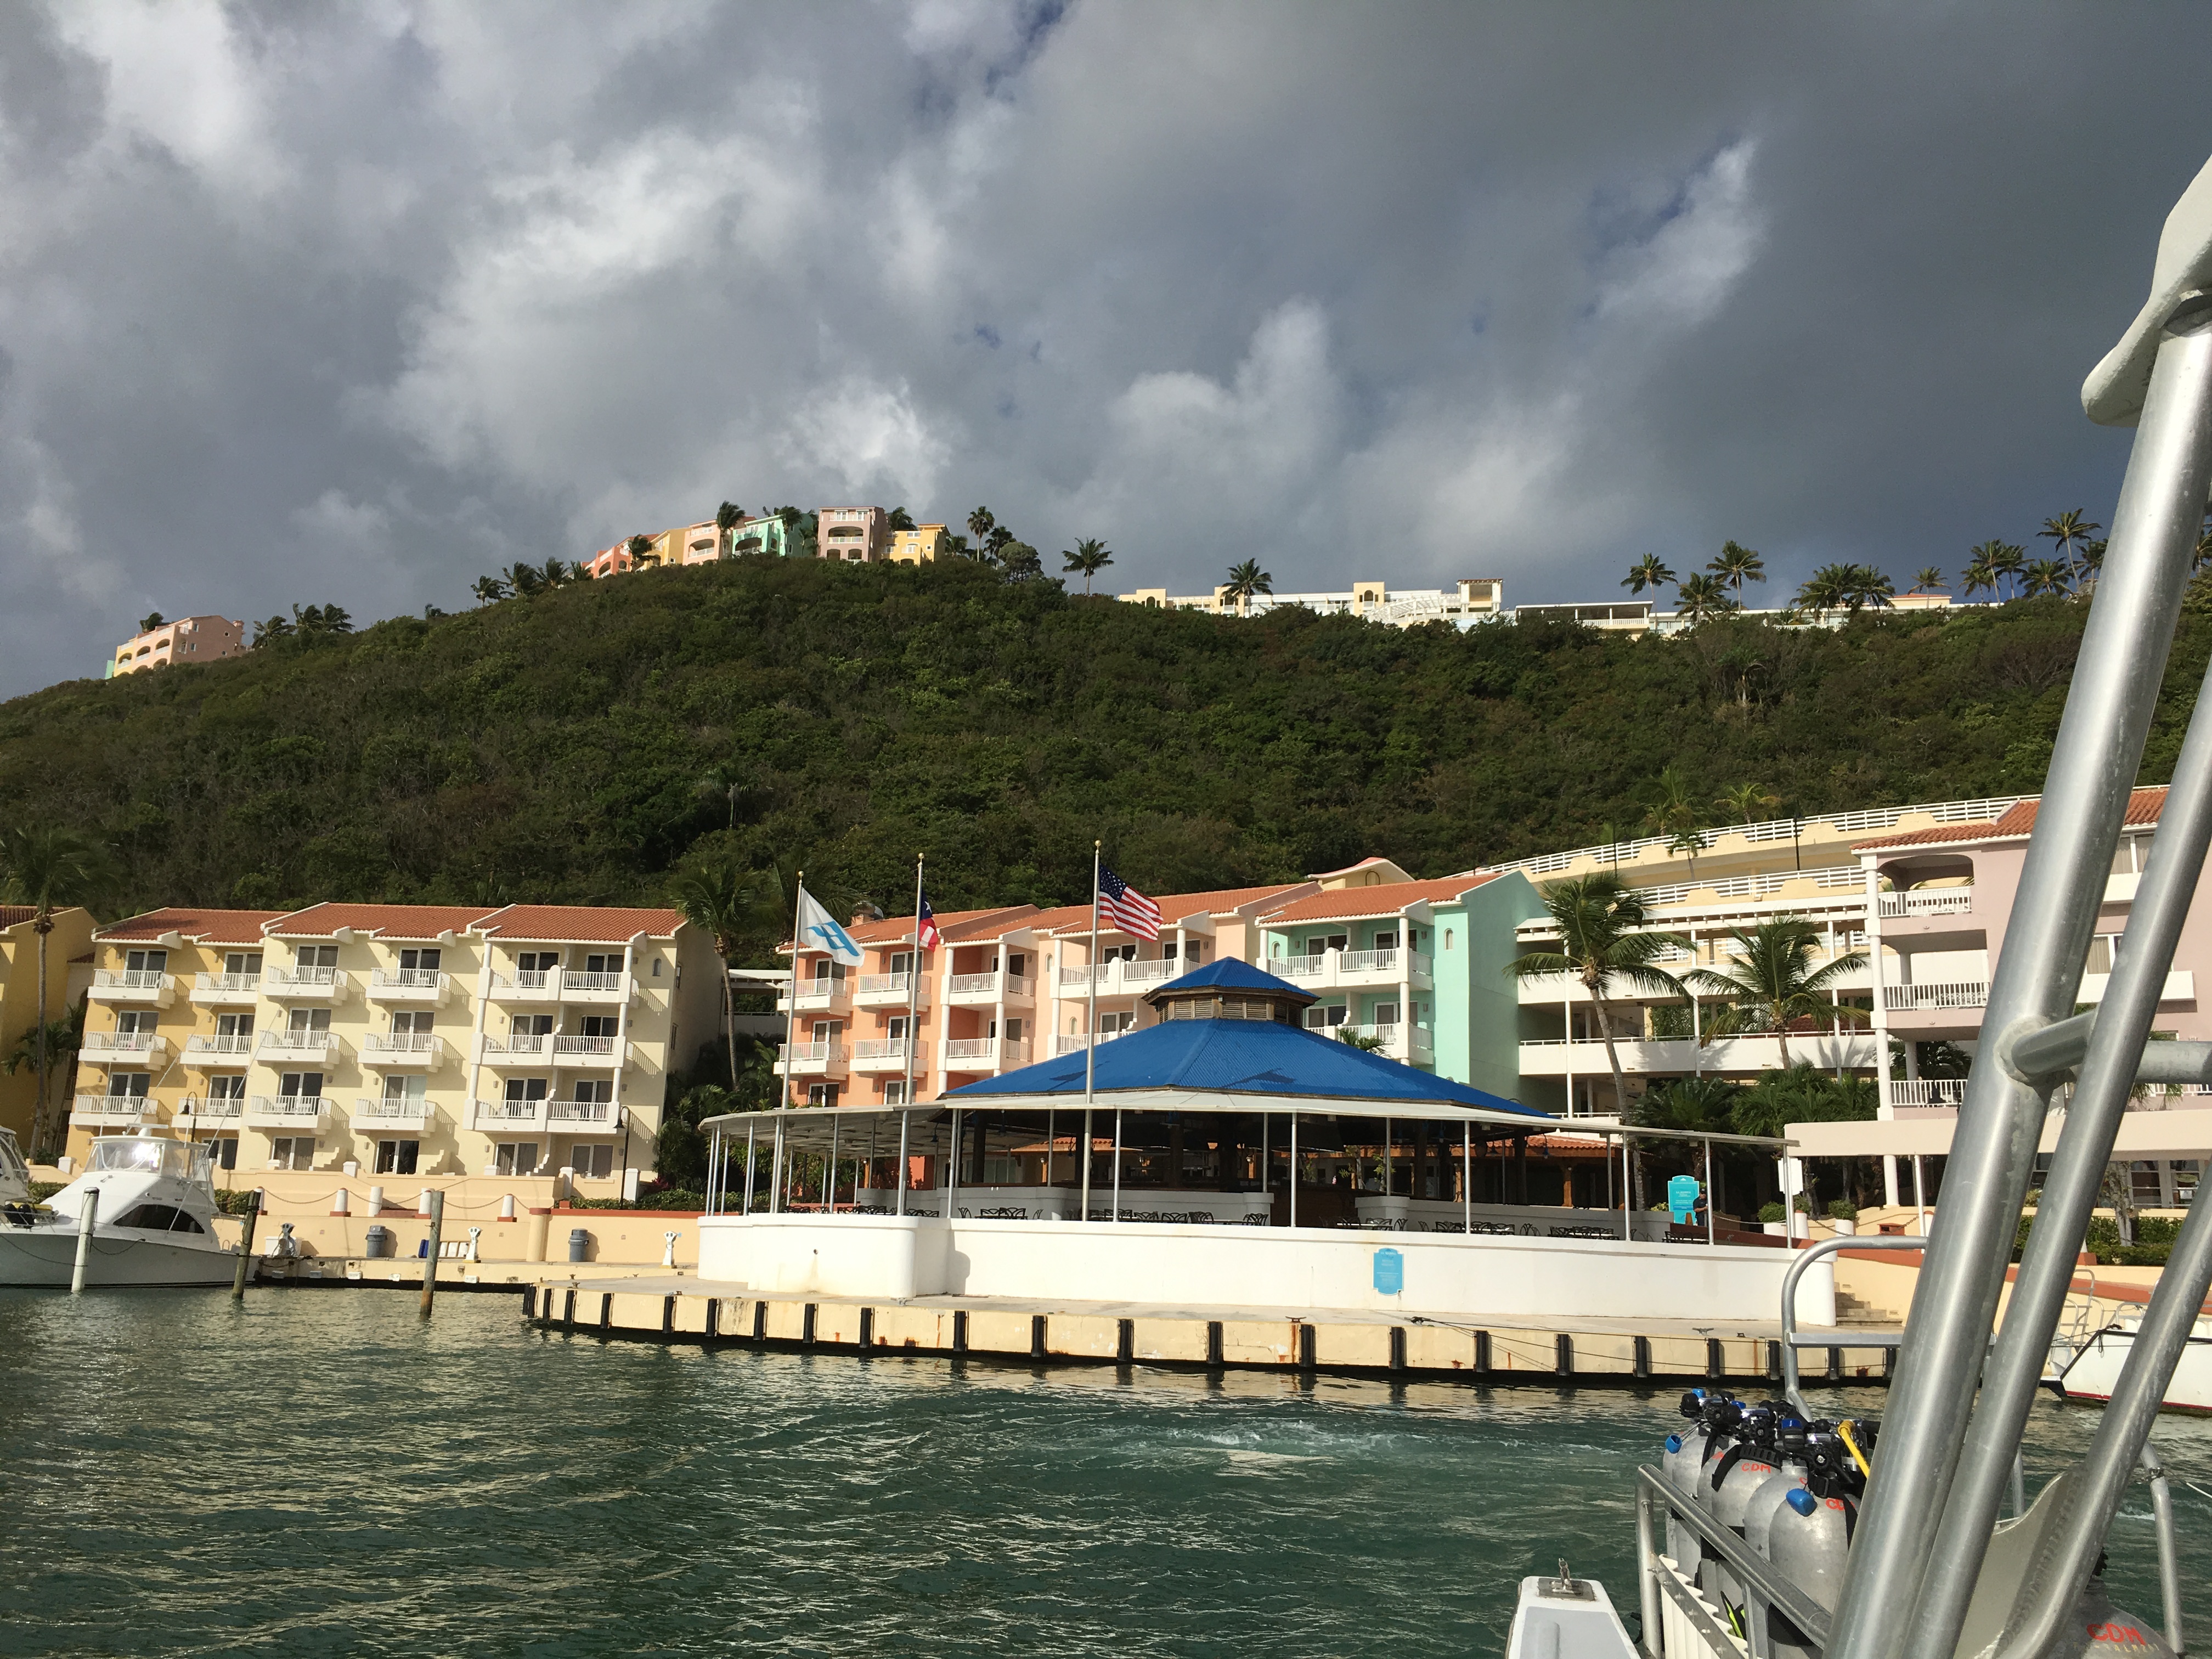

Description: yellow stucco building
[0,905,98,1150]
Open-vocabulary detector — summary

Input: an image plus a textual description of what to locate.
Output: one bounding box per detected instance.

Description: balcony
[545,1099,622,1137]
[779,980,854,1014]
[849,1039,919,1073]
[81,1032,168,1065]
[183,1033,256,1065]
[854,972,928,1008]
[258,1030,340,1063]
[943,1037,1029,1069]
[2078,969,2195,1006]
[1055,1029,1133,1057]
[1878,888,1974,918]
[776,1039,848,1077]
[71,1095,160,1128]
[1517,1031,1883,1077]
[488,970,560,1004]
[358,1034,447,1069]
[351,1098,437,1133]
[469,1098,545,1132]
[244,1094,332,1128]
[89,969,174,1007]
[265,966,349,1001]
[551,1035,625,1068]
[365,969,450,1005]
[174,1095,242,1125]
[947,971,1036,1005]
[1269,948,1433,991]
[476,1033,550,1064]
[1056,959,1182,996]
[558,970,633,1005]
[190,972,261,1006]
[1883,981,1988,1012]
[1339,1022,1434,1065]
[1890,1078,1968,1109]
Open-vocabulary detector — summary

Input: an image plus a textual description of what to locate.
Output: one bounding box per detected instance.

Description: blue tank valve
[1666,1434,1681,1453]
[1786,1488,1818,1517]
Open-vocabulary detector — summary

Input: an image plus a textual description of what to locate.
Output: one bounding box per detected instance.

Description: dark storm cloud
[0,1,2204,693]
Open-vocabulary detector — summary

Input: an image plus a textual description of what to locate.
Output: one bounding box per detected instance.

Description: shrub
[2117,1243,2174,1268]
[1759,1201,1786,1223]
[1828,1199,1859,1221]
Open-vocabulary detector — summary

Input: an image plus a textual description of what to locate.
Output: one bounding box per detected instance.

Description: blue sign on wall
[1373,1247,1404,1296]
[1667,1175,1702,1225]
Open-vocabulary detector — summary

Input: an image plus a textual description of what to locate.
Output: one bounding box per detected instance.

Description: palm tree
[715,500,744,554]
[1622,555,1676,596]
[1685,917,1869,1069]
[967,507,996,555]
[1504,873,1691,1120]
[1990,541,2027,601]
[1842,565,1895,611]
[1913,567,1946,594]
[2022,558,2072,597]
[1674,572,1731,623]
[539,556,568,590]
[1223,559,1273,614]
[1962,541,2004,601]
[1643,766,1705,877]
[626,533,656,570]
[888,506,916,532]
[997,541,1042,580]
[669,855,786,1088]
[251,614,293,647]
[1716,781,1779,823]
[507,561,545,597]
[1062,538,1114,594]
[1709,540,1767,603]
[138,611,165,634]
[696,761,748,830]
[0,826,116,1159]
[2083,538,2109,578]
[472,574,510,605]
[1795,565,1852,616]
[2040,509,2103,580]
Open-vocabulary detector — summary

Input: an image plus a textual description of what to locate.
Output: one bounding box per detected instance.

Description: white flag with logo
[795,887,865,966]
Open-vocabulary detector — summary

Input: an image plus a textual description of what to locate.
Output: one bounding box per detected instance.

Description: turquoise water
[4,1289,2212,1655]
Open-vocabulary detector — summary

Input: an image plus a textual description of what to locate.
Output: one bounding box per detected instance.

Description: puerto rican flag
[1099,867,1162,940]
[916,893,942,951]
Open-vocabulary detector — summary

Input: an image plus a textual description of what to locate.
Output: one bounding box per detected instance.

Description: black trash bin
[568,1228,591,1263]
[364,1224,393,1259]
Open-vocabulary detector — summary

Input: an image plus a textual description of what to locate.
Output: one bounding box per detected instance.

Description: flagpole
[781,869,804,1115]
[902,854,922,1217]
[1082,839,1100,1224]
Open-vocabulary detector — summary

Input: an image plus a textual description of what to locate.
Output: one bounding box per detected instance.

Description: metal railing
[368,969,447,992]
[72,1095,154,1120]
[1883,980,1988,1011]
[471,1098,544,1127]
[546,1101,613,1125]
[1487,794,2021,876]
[267,966,343,991]
[552,1035,617,1058]
[1879,888,1976,916]
[563,970,624,993]
[192,972,261,995]
[361,1034,443,1059]
[249,1094,330,1118]
[482,1034,549,1057]
[258,1031,337,1056]
[83,1032,164,1056]
[185,1034,255,1057]
[1890,1078,1969,1107]
[179,1094,242,1119]
[92,969,171,993]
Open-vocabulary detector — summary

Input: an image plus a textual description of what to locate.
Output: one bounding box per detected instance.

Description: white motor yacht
[2050,1313,2212,1414]
[0,1127,29,1207]
[0,1133,238,1288]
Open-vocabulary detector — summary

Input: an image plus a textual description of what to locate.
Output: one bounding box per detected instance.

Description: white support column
[1864,854,1895,1120]
[611,939,636,1170]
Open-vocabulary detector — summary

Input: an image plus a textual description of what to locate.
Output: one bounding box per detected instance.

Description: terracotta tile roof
[1260,875,1499,924]
[97,907,288,944]
[1027,884,1314,939]
[69,952,92,963]
[268,903,501,939]
[476,905,687,943]
[1853,787,2167,852]
[0,906,36,929]
[836,906,1037,948]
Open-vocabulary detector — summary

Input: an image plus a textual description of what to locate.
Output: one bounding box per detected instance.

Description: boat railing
[1633,1464,1831,1656]
[1778,1233,1923,1415]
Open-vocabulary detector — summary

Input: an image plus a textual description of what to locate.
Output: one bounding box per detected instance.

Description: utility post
[230,1188,264,1300]
[419,1189,445,1317]
[69,1188,99,1295]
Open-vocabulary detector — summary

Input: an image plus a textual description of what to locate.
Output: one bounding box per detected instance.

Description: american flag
[916,893,942,951]
[1099,867,1161,940]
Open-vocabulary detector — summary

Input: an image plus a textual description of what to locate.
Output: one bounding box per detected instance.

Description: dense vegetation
[4,556,2208,960]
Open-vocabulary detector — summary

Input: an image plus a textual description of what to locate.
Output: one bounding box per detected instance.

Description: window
[1374,930,1399,951]
[390,1011,434,1035]
[883,1080,912,1105]
[1313,934,1348,955]
[579,1015,618,1038]
[279,1071,324,1099]
[888,952,913,976]
[398,947,441,972]
[1006,952,1027,977]
[516,951,560,973]
[514,1014,554,1036]
[106,1073,150,1099]
[297,945,339,969]
[886,1015,910,1041]
[811,1019,844,1043]
[224,951,262,976]
[1003,1018,1024,1042]
[584,953,618,974]
[210,1136,238,1171]
[208,1075,245,1102]
[807,1085,840,1108]
[1372,1002,1401,1028]
[495,1142,540,1176]
[374,1139,420,1175]
[382,1075,426,1103]
[652,957,663,978]
[270,1137,314,1171]
[115,1203,205,1233]
[286,1007,331,1036]
[1304,1005,1348,1029]
[215,1011,253,1039]
[1098,1011,1135,1035]
[570,1145,614,1180]
[1443,930,1454,951]
[115,1008,156,1035]
[569,1079,613,1104]
[125,949,169,973]
[504,1077,550,1104]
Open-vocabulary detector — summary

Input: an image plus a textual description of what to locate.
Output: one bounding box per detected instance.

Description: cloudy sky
[3,2,2209,695]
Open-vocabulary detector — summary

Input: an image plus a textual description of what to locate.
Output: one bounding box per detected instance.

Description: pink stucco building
[109,615,245,678]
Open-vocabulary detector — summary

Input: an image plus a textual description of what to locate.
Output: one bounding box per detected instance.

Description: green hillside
[2,557,2198,952]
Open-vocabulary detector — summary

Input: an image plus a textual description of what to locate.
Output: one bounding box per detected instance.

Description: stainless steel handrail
[1779,1233,1924,1415]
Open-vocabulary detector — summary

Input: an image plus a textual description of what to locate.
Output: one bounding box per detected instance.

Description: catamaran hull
[2053,1330,2212,1414]
[0,1229,238,1289]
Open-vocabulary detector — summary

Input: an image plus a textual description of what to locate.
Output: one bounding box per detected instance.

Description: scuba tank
[1700,1404,1784,1617]
[1740,1418,1817,1659]
[1661,1389,1711,1561]
[1666,1394,1741,1570]
[1763,1428,1866,1659]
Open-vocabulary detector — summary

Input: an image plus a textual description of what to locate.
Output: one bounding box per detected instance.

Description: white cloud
[55,0,285,193]
[1593,140,1764,328]
[781,379,956,503]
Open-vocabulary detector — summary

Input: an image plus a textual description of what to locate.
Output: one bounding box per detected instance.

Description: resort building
[727,514,802,560]
[0,905,99,1148]
[1515,592,1956,637]
[1118,578,1505,630]
[69,903,720,1194]
[887,523,951,565]
[816,506,890,562]
[106,615,245,678]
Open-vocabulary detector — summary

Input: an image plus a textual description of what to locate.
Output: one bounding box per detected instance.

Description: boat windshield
[88,1138,210,1186]
[0,1131,25,1183]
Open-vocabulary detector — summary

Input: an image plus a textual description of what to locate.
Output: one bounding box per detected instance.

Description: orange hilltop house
[67,902,720,1195]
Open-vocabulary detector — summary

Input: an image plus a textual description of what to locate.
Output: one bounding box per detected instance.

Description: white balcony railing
[782,980,853,1010]
[943,1037,1030,1066]
[1517,1031,1883,1076]
[1121,960,1175,986]
[71,1095,158,1125]
[184,1033,256,1060]
[470,1098,545,1131]
[776,1040,846,1073]
[1055,1029,1134,1056]
[949,972,1039,1000]
[359,1034,445,1065]
[367,969,449,999]
[552,1035,620,1062]
[849,1039,918,1070]
[562,971,624,994]
[245,1094,331,1126]
[258,1031,339,1060]
[352,1098,436,1131]
[90,969,174,999]
[266,966,347,997]
[1891,1078,1969,1108]
[1878,888,1975,917]
[82,1032,168,1060]
[545,1100,619,1132]
[1884,981,1989,1012]
[191,972,261,1000]
[480,1033,550,1059]
[855,972,925,1002]
[176,1094,242,1121]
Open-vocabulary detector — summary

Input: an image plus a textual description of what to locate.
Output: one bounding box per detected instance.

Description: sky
[3,2,2210,696]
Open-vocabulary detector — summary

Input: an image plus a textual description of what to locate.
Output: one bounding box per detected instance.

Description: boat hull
[0,1228,239,1289]
[2053,1329,2212,1414]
